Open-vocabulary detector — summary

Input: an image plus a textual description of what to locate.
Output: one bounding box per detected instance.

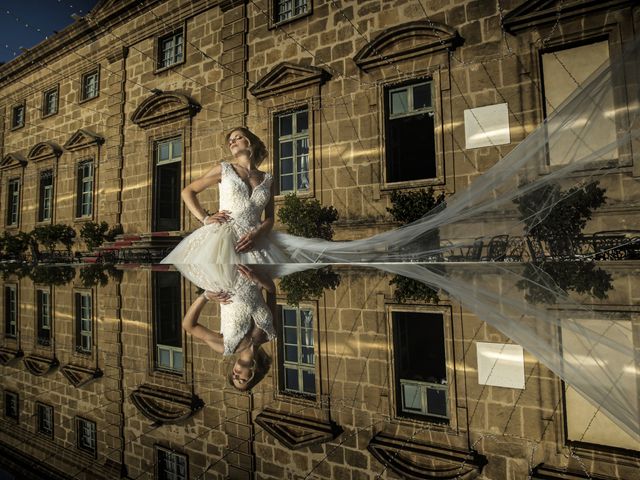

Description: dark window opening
[158,30,184,69]
[4,286,17,338]
[4,392,18,421]
[385,81,437,183]
[76,161,93,218]
[11,104,25,129]
[153,137,182,232]
[37,403,53,437]
[37,289,52,346]
[43,88,58,116]
[75,292,92,354]
[393,311,448,422]
[153,272,183,373]
[6,178,20,226]
[81,70,99,101]
[39,170,54,222]
[157,447,188,480]
[76,417,96,455]
[279,306,316,396]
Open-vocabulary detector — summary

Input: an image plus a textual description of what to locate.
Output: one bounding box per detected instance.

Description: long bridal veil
[169,40,640,443]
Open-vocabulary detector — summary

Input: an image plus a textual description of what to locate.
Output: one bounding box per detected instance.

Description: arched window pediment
[60,364,103,388]
[367,432,487,479]
[28,141,63,162]
[23,355,59,376]
[1,153,28,171]
[131,91,201,128]
[0,347,23,365]
[130,384,204,425]
[255,408,342,450]
[64,129,104,151]
[249,62,331,99]
[354,20,462,72]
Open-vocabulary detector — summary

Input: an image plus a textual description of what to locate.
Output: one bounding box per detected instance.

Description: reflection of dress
[161,162,290,265]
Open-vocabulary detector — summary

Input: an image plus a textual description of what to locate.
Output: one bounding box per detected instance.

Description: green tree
[279,267,341,307]
[386,187,446,224]
[31,224,76,254]
[277,194,339,240]
[515,182,606,256]
[2,231,32,260]
[80,221,109,251]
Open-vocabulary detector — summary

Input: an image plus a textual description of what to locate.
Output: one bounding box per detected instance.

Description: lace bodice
[219,162,272,235]
[220,273,275,355]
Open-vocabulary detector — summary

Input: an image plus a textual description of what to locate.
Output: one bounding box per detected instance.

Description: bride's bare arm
[182,164,230,225]
[182,294,224,354]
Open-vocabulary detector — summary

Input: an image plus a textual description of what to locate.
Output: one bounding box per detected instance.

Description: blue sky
[0,0,98,64]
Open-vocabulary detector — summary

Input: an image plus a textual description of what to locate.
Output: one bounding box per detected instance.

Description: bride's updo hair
[225,127,268,166]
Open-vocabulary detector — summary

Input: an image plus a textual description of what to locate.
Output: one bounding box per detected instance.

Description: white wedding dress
[161,161,291,265]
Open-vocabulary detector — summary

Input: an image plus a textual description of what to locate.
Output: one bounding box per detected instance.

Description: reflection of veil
[164,40,640,443]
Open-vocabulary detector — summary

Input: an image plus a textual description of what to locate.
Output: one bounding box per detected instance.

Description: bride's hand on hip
[235,231,257,253]
[204,210,231,225]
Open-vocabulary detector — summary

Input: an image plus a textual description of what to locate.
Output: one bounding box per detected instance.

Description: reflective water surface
[0,263,638,479]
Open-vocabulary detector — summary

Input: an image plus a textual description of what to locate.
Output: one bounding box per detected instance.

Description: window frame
[10,102,25,130]
[270,0,312,28]
[75,416,97,456]
[36,402,54,438]
[4,285,18,339]
[274,107,311,195]
[4,391,19,422]
[36,287,52,347]
[152,271,184,375]
[155,445,188,480]
[155,25,186,73]
[74,291,93,355]
[75,160,94,219]
[38,169,54,223]
[42,85,59,118]
[379,72,445,190]
[387,304,456,428]
[6,177,21,227]
[79,68,100,103]
[278,305,318,398]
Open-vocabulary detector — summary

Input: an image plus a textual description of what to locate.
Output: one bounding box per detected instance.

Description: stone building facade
[0,0,639,479]
[0,265,638,479]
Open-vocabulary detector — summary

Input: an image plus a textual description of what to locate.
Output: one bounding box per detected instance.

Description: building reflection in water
[0,264,638,479]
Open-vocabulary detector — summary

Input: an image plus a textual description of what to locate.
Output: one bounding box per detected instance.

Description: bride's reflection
[180,264,275,391]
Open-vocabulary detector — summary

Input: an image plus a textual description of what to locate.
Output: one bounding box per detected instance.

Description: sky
[0,0,98,64]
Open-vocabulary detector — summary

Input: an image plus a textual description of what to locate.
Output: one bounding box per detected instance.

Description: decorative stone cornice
[131,91,201,128]
[502,0,635,34]
[63,128,105,151]
[27,141,63,162]
[354,20,462,72]
[255,408,342,450]
[531,463,618,479]
[0,346,23,365]
[23,355,59,376]
[0,152,28,171]
[367,432,487,479]
[61,364,103,388]
[249,62,331,99]
[130,384,204,425]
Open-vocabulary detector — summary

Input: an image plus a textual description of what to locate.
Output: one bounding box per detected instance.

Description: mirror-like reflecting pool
[0,263,637,479]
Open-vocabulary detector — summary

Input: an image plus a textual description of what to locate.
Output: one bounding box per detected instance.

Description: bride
[161,127,291,265]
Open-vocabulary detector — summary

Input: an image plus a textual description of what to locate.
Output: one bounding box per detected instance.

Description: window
[393,311,448,422]
[37,403,53,437]
[384,81,436,183]
[4,286,17,339]
[280,306,316,396]
[76,417,96,455]
[153,137,182,232]
[11,104,25,129]
[153,272,183,373]
[37,289,52,346]
[4,391,18,421]
[275,109,310,193]
[274,0,309,24]
[43,87,58,117]
[6,178,20,226]
[157,446,188,480]
[38,170,54,222]
[158,30,184,69]
[81,69,99,101]
[541,40,615,166]
[76,161,94,218]
[75,292,92,354]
